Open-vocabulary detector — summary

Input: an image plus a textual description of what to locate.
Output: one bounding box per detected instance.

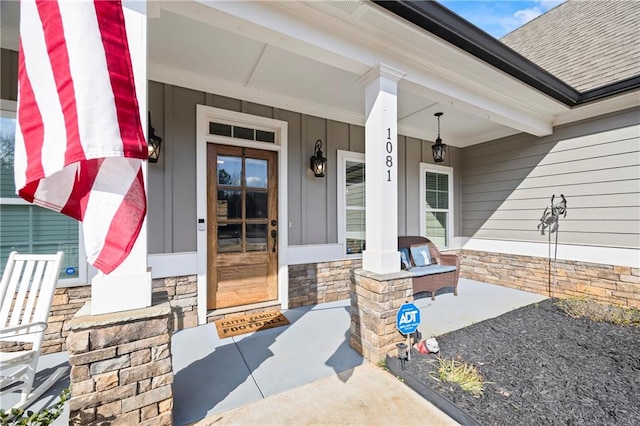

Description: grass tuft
[429,356,485,396]
[555,297,640,327]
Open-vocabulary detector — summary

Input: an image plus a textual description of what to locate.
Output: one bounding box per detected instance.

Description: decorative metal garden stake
[538,194,567,299]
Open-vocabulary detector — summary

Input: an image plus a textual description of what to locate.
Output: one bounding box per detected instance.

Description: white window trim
[419,162,454,249]
[337,150,365,258]
[1,100,87,286]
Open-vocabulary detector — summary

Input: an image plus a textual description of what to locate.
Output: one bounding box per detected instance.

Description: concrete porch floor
[8,278,547,425]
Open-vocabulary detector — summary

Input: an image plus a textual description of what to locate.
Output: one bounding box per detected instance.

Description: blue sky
[437,0,566,39]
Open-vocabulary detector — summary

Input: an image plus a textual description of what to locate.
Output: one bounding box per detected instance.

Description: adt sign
[396,303,421,335]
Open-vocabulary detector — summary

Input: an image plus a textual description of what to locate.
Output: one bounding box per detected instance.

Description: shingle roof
[500,0,640,91]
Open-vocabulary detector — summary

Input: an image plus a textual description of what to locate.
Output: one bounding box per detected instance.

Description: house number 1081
[386,127,393,182]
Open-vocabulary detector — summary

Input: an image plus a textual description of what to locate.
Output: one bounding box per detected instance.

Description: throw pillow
[410,245,432,267]
[399,248,411,270]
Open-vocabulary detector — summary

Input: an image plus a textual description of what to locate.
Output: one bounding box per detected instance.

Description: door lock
[270,229,277,252]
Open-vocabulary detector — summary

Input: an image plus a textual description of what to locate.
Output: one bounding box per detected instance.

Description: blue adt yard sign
[396,303,420,335]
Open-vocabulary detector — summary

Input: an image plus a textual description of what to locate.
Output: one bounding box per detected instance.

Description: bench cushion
[408,264,457,277]
[410,245,432,267]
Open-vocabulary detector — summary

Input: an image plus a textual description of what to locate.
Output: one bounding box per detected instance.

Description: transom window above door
[209,122,275,143]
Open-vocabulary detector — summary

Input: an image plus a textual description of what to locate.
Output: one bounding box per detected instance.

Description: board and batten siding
[147,81,461,255]
[461,108,640,249]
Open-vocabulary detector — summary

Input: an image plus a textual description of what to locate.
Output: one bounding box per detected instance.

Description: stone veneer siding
[66,302,173,425]
[288,259,362,308]
[152,275,198,331]
[4,275,199,355]
[350,269,414,362]
[461,250,640,308]
[4,286,92,355]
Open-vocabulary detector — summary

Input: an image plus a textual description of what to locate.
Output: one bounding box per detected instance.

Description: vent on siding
[325,1,363,16]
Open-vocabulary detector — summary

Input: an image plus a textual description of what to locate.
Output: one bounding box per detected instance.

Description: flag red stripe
[60,159,102,221]
[93,0,146,159]
[35,0,84,166]
[17,39,45,188]
[92,167,146,274]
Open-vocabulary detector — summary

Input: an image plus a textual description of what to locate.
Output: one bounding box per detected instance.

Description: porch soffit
[148,1,630,147]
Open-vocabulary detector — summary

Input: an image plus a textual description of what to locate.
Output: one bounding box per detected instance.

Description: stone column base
[66,301,174,425]
[350,269,413,362]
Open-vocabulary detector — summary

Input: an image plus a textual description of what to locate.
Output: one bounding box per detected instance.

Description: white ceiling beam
[245,44,269,88]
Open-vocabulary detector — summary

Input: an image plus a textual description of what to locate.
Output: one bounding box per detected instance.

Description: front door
[207,144,278,310]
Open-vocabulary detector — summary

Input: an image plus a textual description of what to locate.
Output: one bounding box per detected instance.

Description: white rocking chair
[0,251,66,413]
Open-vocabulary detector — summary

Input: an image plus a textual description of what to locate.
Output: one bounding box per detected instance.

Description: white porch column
[359,64,405,274]
[91,1,151,315]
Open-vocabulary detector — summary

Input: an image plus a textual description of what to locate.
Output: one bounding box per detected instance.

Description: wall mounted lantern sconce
[431,112,447,163]
[147,112,163,163]
[310,139,327,177]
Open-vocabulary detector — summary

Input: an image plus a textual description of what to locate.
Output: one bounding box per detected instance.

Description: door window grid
[216,152,269,253]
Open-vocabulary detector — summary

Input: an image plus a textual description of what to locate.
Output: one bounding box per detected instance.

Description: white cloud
[513,7,543,25]
[500,0,566,36]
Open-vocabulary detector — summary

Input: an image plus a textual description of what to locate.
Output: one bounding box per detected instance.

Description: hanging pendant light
[432,112,447,163]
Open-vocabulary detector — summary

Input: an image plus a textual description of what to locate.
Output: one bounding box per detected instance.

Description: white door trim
[196,105,289,325]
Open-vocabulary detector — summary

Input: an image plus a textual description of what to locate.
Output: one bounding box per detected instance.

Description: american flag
[14,0,147,275]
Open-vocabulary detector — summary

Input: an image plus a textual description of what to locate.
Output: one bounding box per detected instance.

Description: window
[420,163,453,248]
[337,150,365,256]
[0,101,81,281]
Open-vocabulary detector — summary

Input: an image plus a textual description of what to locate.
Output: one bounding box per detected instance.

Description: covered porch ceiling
[148,0,576,148]
[4,1,624,148]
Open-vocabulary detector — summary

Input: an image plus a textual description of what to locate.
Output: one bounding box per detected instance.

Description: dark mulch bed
[388,299,640,425]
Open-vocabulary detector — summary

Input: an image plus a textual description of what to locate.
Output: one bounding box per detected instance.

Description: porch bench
[398,236,460,300]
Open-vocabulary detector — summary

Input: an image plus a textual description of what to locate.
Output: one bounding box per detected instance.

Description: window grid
[421,166,453,249]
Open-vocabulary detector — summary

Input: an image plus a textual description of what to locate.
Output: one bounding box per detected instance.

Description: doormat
[215,310,290,338]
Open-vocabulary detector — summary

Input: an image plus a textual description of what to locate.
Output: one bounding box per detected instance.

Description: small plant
[556,297,640,327]
[429,356,485,396]
[377,359,387,371]
[0,388,69,426]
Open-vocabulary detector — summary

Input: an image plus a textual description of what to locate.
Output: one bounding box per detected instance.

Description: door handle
[270,229,277,253]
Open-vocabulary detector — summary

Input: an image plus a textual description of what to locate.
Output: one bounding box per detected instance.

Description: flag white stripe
[32,164,77,211]
[82,158,139,264]
[19,0,66,178]
[59,2,125,159]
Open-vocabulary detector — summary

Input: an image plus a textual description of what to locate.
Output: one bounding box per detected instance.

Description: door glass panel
[246,191,268,219]
[217,156,242,186]
[246,223,267,252]
[217,190,242,220]
[218,224,242,253]
[245,159,268,188]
